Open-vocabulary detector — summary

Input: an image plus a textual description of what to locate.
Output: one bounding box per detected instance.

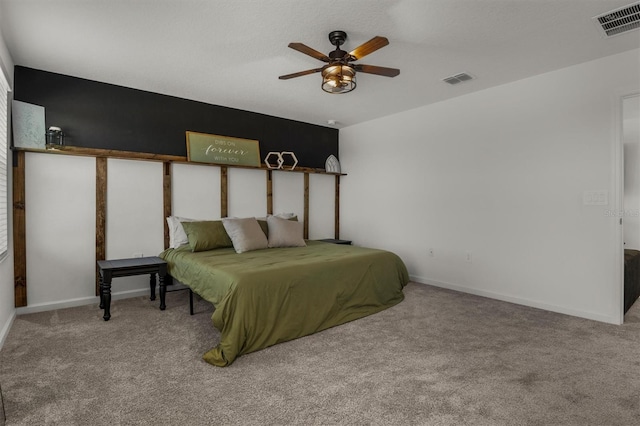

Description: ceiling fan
[279,30,400,94]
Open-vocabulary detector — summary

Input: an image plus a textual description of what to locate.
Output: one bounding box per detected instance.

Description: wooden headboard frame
[12,146,345,307]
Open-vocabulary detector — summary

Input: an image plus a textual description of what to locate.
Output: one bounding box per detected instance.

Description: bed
[159,237,409,367]
[624,249,640,314]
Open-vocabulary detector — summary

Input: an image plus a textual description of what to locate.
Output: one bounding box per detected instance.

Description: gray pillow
[267,215,306,248]
[222,217,268,253]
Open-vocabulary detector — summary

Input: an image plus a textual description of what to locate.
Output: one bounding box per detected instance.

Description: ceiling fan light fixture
[280,31,398,93]
[322,64,356,94]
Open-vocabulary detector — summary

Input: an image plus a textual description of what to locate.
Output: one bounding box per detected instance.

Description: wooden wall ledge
[12,146,346,176]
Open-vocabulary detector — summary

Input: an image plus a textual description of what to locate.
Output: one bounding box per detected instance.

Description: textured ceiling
[0,0,638,129]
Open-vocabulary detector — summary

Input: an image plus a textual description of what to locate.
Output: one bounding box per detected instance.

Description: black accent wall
[13,66,338,169]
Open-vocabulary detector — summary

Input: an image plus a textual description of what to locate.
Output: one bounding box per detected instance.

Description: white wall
[172,162,220,219]
[15,157,335,314]
[308,174,335,239]
[25,153,95,306]
[228,168,267,218]
[272,171,304,219]
[105,159,165,293]
[0,26,14,348]
[340,49,640,325]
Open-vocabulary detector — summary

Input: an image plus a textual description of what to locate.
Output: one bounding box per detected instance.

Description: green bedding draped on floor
[160,241,409,366]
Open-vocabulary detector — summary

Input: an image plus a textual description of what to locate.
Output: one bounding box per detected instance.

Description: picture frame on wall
[186,131,261,167]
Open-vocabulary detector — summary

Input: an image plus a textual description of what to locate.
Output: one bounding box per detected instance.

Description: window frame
[0,67,10,262]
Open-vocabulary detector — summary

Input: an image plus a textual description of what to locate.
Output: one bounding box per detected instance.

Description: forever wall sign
[186,131,261,167]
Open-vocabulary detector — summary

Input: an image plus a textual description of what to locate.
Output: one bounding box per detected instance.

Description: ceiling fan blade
[354,64,400,77]
[278,68,324,80]
[348,36,389,60]
[288,43,330,62]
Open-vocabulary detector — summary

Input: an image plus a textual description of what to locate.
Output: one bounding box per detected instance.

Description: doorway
[622,93,640,321]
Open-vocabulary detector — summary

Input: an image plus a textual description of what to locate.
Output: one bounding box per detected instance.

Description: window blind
[0,70,9,259]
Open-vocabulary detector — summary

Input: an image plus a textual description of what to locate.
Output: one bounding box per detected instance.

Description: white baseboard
[15,288,150,316]
[409,275,620,325]
[0,310,16,351]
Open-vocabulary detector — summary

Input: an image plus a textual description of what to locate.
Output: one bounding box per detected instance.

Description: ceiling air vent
[593,2,640,38]
[442,72,474,85]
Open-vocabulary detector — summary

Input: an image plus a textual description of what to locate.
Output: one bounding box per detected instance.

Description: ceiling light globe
[322,65,356,94]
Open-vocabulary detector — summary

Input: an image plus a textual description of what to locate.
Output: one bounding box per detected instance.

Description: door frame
[615,90,640,324]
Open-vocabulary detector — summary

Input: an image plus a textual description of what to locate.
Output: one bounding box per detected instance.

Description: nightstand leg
[159,274,166,310]
[99,273,104,309]
[149,273,156,301]
[101,277,112,321]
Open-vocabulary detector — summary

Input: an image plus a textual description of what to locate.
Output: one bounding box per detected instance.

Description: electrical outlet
[428,248,435,257]
[133,253,144,258]
[466,252,472,263]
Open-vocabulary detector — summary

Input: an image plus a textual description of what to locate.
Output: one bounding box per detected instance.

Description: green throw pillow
[181,220,233,252]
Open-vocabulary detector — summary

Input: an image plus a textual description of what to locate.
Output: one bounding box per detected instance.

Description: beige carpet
[1,282,639,425]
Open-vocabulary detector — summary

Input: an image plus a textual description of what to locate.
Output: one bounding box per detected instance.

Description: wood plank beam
[266,170,273,215]
[16,146,185,163]
[12,147,346,175]
[12,151,27,307]
[220,166,228,218]
[95,157,107,296]
[163,162,172,249]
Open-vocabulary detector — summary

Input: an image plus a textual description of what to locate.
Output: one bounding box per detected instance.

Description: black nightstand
[317,238,352,245]
[97,256,167,321]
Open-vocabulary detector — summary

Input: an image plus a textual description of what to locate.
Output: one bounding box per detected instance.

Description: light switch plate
[583,190,608,205]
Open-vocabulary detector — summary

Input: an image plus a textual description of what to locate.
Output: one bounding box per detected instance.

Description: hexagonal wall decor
[264,152,283,169]
[280,152,298,171]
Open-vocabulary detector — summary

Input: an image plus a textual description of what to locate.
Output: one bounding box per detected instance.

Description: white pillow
[256,212,297,221]
[222,217,268,253]
[267,215,306,248]
[166,216,197,249]
[274,212,296,219]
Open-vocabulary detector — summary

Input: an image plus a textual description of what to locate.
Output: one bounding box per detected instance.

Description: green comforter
[159,241,409,367]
